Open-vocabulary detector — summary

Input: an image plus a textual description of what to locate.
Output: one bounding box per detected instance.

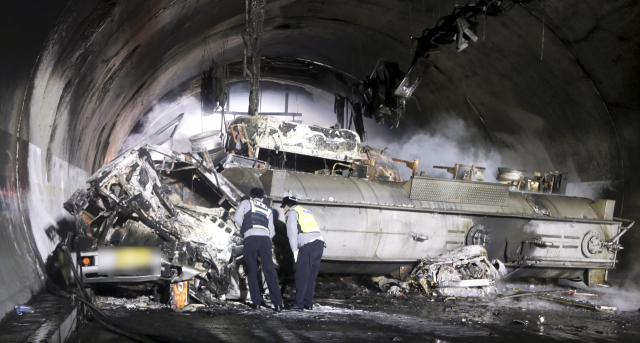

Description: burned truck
[60,143,248,306]
[59,114,632,306]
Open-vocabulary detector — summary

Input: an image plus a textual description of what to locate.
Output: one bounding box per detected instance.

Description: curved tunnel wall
[0,0,638,322]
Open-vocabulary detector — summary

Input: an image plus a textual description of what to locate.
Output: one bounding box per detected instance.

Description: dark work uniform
[295,240,324,308]
[234,199,283,308]
[286,206,324,309]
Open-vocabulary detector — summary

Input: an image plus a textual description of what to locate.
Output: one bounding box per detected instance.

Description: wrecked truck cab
[61,144,245,307]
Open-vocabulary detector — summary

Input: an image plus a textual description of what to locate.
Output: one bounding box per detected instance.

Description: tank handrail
[609,217,635,242]
[269,197,621,225]
[331,162,353,175]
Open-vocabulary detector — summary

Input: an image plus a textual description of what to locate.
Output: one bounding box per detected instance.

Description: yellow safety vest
[287,205,321,233]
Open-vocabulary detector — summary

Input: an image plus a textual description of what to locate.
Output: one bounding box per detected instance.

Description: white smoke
[120,82,345,155]
[120,96,225,154]
[121,90,502,184]
[368,116,502,181]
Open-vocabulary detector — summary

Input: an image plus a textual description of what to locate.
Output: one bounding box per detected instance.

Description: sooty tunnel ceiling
[0,0,639,322]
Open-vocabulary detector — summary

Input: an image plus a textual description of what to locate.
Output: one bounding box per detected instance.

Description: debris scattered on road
[496,290,617,313]
[372,276,410,297]
[564,291,598,297]
[407,246,504,298]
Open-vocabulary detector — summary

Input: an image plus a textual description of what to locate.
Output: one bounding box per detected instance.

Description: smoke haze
[368,116,502,181]
[121,90,505,184]
[120,81,357,154]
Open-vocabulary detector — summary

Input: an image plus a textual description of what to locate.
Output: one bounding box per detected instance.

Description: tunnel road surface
[69,290,640,343]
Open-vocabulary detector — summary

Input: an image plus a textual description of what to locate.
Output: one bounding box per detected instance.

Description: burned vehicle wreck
[57,114,634,307]
[60,143,246,307]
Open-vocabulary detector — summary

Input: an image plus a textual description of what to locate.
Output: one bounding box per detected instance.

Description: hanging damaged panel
[394,57,431,99]
[340,2,514,132]
[201,61,220,114]
[359,62,407,128]
[350,101,366,140]
[334,94,346,128]
[410,0,490,66]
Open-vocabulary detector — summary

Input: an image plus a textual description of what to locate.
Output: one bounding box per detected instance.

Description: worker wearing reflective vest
[234,188,283,312]
[281,196,324,310]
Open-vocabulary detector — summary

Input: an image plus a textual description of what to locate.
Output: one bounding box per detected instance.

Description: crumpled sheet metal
[372,276,410,296]
[361,145,403,182]
[252,115,361,162]
[65,144,243,303]
[408,245,505,297]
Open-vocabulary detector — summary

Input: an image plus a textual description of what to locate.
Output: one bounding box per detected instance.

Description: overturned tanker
[221,115,633,286]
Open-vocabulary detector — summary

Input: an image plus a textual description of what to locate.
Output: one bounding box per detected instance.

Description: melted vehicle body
[61,144,246,306]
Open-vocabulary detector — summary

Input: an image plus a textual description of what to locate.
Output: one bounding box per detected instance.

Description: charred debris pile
[59,144,244,307]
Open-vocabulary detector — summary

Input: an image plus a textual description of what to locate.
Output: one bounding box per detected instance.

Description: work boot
[274,305,283,313]
[303,304,313,310]
[248,303,262,310]
[284,304,303,311]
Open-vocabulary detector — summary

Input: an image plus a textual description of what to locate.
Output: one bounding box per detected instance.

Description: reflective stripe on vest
[241,199,271,234]
[287,205,320,233]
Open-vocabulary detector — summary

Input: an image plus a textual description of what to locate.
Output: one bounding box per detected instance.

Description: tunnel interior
[1,0,639,323]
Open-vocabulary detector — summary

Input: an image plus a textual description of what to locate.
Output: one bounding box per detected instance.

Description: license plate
[172,281,189,310]
[115,247,153,270]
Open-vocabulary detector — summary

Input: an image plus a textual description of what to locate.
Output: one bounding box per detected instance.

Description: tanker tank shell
[221,167,625,279]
